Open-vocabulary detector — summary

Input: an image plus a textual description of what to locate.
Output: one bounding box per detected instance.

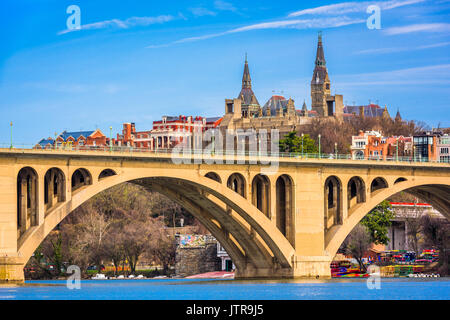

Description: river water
[0,278,448,300]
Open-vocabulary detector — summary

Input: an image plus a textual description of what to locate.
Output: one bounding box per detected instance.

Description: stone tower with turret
[311,32,331,116]
[238,55,261,118]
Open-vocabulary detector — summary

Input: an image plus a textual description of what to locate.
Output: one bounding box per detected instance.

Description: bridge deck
[1,148,449,169]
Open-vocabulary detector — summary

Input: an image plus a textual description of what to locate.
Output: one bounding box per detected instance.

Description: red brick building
[116,116,222,150]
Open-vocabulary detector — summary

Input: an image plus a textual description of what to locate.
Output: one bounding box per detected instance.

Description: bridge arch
[98,169,116,180]
[17,167,39,237]
[205,172,222,183]
[276,174,295,246]
[347,176,366,209]
[324,175,342,232]
[370,177,388,193]
[71,168,92,191]
[17,169,295,279]
[227,173,246,198]
[44,167,66,212]
[325,177,450,259]
[394,177,407,184]
[252,174,271,218]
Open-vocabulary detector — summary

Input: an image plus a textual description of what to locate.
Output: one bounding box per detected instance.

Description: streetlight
[413,145,416,162]
[318,134,321,159]
[335,142,338,159]
[109,126,113,152]
[54,132,57,150]
[9,122,13,149]
[301,133,304,157]
[396,137,399,162]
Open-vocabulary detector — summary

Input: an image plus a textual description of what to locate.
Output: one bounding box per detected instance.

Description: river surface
[0,278,449,300]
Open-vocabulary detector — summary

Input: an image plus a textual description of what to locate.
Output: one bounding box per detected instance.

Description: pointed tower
[286,98,296,117]
[395,109,402,122]
[238,54,260,118]
[302,100,308,116]
[311,32,331,117]
[382,105,390,120]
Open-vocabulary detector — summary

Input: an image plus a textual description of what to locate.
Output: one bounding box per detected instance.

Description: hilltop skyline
[1,0,450,144]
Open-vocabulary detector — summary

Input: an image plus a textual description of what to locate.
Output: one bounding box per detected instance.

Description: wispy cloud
[384,23,450,35]
[354,41,450,54]
[336,64,450,86]
[288,0,425,17]
[214,0,238,12]
[58,14,178,35]
[189,7,217,17]
[147,16,364,48]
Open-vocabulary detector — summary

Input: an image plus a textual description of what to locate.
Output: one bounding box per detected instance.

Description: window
[441,147,449,154]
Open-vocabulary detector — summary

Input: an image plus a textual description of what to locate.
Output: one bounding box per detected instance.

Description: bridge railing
[1,143,449,164]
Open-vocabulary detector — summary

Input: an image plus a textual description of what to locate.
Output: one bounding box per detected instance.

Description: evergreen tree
[279,131,318,154]
[361,200,394,245]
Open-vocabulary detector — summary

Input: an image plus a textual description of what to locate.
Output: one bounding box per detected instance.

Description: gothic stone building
[220,33,344,139]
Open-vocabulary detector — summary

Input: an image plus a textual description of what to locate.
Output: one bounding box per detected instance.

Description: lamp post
[54,132,57,150]
[396,137,399,162]
[335,142,338,159]
[301,133,304,157]
[109,126,113,152]
[413,145,416,162]
[9,122,13,149]
[318,134,321,158]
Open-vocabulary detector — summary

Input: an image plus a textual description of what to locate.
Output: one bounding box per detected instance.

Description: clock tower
[311,32,331,116]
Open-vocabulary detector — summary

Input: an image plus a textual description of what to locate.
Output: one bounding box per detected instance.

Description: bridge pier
[234,257,332,280]
[0,257,25,283]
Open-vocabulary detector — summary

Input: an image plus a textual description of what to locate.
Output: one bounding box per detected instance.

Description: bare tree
[343,224,372,272]
[420,214,450,275]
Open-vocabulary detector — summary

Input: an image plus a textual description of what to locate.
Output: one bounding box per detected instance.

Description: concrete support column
[294,170,326,257]
[20,179,27,235]
[342,183,348,221]
[48,172,54,208]
[37,174,45,225]
[30,175,37,226]
[0,257,25,282]
[270,181,276,223]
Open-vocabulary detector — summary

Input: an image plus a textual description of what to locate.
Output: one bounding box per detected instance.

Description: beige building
[220,33,344,140]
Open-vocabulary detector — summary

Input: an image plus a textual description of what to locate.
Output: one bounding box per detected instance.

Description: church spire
[395,108,402,121]
[315,31,326,68]
[242,53,252,89]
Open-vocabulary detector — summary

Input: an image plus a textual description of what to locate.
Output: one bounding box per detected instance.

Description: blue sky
[1,0,450,144]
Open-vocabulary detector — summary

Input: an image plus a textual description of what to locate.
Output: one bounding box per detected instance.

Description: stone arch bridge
[0,148,449,282]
